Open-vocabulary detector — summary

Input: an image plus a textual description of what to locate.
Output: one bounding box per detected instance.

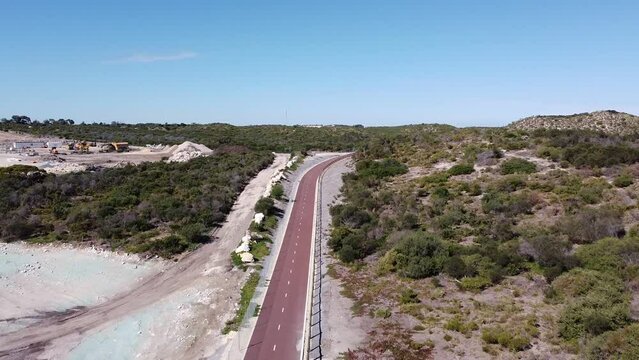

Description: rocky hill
[509,110,639,135]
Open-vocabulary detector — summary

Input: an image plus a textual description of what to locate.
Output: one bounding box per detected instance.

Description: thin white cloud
[106,51,198,64]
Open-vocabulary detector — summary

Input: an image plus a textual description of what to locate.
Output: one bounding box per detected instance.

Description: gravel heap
[167,141,214,163]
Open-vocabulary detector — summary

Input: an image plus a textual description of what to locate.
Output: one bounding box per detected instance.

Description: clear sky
[1,0,637,127]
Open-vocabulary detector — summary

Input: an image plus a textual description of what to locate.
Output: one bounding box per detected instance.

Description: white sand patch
[0,243,165,335]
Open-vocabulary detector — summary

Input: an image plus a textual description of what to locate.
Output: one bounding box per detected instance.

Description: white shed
[46,141,65,148]
[12,141,46,150]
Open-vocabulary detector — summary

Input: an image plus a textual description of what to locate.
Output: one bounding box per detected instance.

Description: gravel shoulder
[318,157,367,358]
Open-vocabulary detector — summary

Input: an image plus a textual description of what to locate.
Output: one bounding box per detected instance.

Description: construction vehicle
[100,142,129,153]
[68,141,90,154]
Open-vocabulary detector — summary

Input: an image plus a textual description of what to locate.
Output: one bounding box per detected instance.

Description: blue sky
[1,0,637,127]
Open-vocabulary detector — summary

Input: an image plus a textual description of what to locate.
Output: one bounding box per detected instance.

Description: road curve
[245,155,349,360]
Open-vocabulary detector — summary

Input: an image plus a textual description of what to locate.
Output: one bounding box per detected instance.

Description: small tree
[254,197,275,216]
[271,183,284,200]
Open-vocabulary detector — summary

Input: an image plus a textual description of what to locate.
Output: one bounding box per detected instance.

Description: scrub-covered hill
[510,110,639,135]
[325,126,639,359]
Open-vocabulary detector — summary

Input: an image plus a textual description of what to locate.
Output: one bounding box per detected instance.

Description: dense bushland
[0,151,273,257]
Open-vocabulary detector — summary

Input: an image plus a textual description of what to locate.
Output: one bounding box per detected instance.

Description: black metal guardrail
[307,172,325,360]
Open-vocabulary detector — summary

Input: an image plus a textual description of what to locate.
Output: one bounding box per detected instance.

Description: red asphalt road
[245,155,348,360]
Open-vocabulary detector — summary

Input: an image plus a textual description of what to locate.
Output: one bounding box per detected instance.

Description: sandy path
[0,154,289,360]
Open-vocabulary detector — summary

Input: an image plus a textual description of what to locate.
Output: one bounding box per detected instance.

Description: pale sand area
[0,243,165,336]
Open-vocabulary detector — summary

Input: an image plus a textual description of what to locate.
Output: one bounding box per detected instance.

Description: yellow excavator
[68,141,90,154]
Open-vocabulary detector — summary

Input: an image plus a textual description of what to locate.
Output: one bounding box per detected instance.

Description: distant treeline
[0,115,456,152]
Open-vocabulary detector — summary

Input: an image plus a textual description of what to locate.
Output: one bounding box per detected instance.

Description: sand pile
[167,141,214,163]
[40,161,87,174]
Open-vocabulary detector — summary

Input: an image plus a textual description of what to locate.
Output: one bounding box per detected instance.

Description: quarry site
[0,131,214,173]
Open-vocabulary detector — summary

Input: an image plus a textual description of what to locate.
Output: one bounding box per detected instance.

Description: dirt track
[0,154,289,360]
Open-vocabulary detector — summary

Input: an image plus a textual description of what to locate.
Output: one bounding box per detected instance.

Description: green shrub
[356,158,408,179]
[270,183,285,199]
[482,191,536,216]
[469,182,482,196]
[420,171,450,185]
[377,249,398,275]
[394,232,449,278]
[263,215,278,230]
[254,197,275,216]
[500,158,537,175]
[444,316,478,334]
[537,146,562,161]
[250,241,270,261]
[575,237,639,274]
[552,269,631,340]
[178,223,207,243]
[458,276,491,292]
[614,173,634,188]
[448,164,475,176]
[481,326,530,352]
[578,178,609,204]
[562,143,639,168]
[148,235,191,258]
[586,324,639,360]
[400,288,421,304]
[231,252,244,268]
[519,233,576,280]
[374,308,392,319]
[444,256,467,279]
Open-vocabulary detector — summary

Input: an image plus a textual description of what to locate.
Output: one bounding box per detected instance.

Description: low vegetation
[0,152,273,257]
[327,123,639,358]
[222,271,261,334]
